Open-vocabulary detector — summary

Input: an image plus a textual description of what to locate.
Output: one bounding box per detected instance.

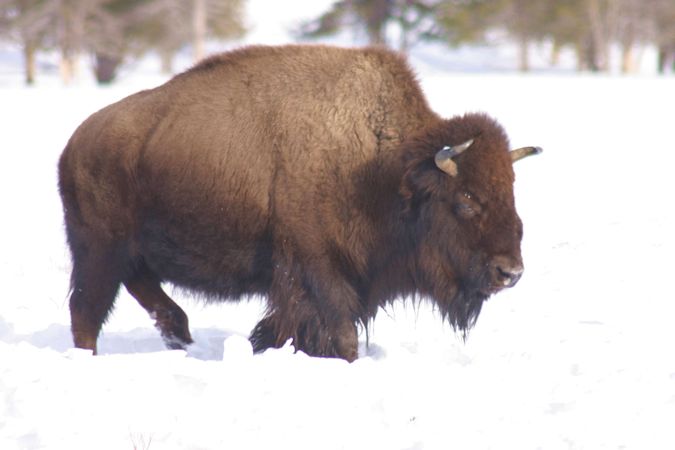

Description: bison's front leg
[327,320,359,362]
[250,254,360,362]
[250,311,358,362]
[297,316,358,362]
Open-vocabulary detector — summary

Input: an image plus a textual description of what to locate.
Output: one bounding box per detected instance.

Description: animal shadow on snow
[0,317,234,361]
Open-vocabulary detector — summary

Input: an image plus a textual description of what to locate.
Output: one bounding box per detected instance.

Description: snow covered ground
[1,50,675,450]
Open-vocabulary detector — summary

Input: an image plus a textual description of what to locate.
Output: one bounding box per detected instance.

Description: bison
[58,44,540,361]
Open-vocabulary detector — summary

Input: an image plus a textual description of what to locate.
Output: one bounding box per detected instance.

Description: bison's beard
[442,286,487,339]
[436,260,493,338]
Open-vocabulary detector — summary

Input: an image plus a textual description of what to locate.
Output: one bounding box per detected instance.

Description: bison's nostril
[496,264,524,287]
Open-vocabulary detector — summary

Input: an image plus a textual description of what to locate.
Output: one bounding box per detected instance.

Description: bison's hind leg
[68,241,127,354]
[123,262,193,350]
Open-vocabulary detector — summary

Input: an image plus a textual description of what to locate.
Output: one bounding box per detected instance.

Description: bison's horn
[510,146,543,162]
[435,138,474,177]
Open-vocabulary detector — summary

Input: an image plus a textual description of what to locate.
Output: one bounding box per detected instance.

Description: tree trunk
[365,0,389,47]
[657,45,675,74]
[160,50,174,74]
[580,34,601,72]
[518,35,530,72]
[192,0,207,63]
[23,42,36,85]
[550,41,561,67]
[399,24,409,53]
[60,51,76,85]
[657,47,666,74]
[575,42,585,71]
[586,0,610,72]
[621,43,634,74]
[367,24,386,47]
[94,53,121,84]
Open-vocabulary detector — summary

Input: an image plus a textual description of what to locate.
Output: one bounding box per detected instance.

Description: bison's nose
[490,256,524,288]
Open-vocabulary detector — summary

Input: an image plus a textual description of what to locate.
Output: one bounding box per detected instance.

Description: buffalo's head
[400,113,540,333]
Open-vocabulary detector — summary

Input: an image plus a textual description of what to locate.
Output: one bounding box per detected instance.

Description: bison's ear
[400,157,450,215]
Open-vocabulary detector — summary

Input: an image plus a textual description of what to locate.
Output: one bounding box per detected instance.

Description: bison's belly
[136,214,273,300]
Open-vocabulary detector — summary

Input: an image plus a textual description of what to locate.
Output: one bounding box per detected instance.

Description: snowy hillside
[1,61,675,449]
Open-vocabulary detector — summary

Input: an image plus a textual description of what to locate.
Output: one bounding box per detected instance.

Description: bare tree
[499,0,550,72]
[392,0,439,51]
[650,0,675,73]
[0,0,97,84]
[131,0,244,70]
[612,0,651,73]
[0,0,244,84]
[0,0,49,84]
[586,0,623,71]
[49,0,100,83]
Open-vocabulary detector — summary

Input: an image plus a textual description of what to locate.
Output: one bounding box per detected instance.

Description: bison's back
[150,45,434,178]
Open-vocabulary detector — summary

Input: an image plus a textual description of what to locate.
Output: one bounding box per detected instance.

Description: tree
[529,0,612,72]
[0,0,100,84]
[431,0,502,48]
[650,0,675,73]
[1,0,133,84]
[498,0,550,71]
[0,0,244,84]
[186,0,246,62]
[0,0,49,84]
[538,0,585,67]
[88,0,155,83]
[298,0,392,47]
[613,0,652,73]
[45,0,106,83]
[132,0,245,71]
[388,0,439,51]
[298,0,440,51]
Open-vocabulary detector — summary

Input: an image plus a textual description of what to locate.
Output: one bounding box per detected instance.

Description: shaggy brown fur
[59,44,533,361]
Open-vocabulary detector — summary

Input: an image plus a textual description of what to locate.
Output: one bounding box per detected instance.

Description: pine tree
[298,0,440,51]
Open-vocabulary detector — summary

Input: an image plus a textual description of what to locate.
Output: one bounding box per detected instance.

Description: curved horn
[435,138,474,176]
[510,146,542,162]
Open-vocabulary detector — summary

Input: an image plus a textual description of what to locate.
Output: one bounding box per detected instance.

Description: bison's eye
[453,191,482,219]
